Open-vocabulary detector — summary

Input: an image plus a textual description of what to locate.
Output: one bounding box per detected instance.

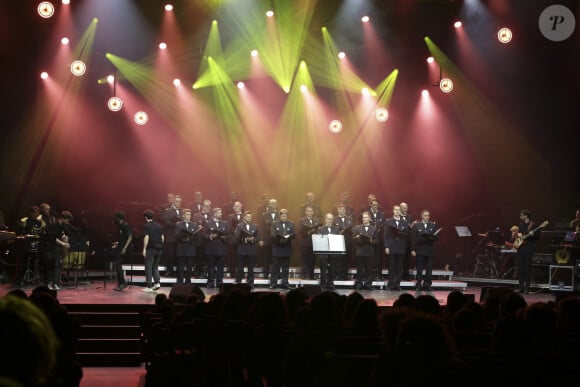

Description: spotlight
[237,81,245,89]
[40,72,49,80]
[38,2,55,18]
[61,37,70,45]
[107,75,115,84]
[108,97,123,112]
[159,42,167,50]
[134,111,149,125]
[426,56,434,63]
[361,87,370,96]
[62,0,70,5]
[173,78,181,86]
[300,84,307,93]
[266,10,274,17]
[421,89,429,97]
[70,60,86,76]
[497,27,513,43]
[338,51,346,59]
[164,4,173,11]
[454,21,462,28]
[375,108,389,122]
[328,120,343,134]
[251,49,258,57]
[361,16,370,23]
[439,78,453,93]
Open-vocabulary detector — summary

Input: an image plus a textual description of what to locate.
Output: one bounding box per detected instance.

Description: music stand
[455,226,472,237]
[312,234,347,254]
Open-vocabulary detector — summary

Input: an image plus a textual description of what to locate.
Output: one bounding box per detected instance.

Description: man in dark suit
[223,191,240,217]
[384,204,410,290]
[299,205,321,280]
[193,199,212,277]
[204,207,229,288]
[227,201,244,280]
[369,199,386,279]
[175,209,200,285]
[316,213,341,290]
[270,209,295,289]
[400,202,414,281]
[235,211,262,288]
[259,198,278,280]
[299,192,323,220]
[411,209,439,291]
[162,194,182,277]
[336,192,354,217]
[517,209,541,294]
[353,212,378,290]
[334,204,354,280]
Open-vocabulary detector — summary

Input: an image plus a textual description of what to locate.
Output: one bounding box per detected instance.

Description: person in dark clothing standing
[204,208,229,288]
[411,210,439,291]
[384,205,410,291]
[270,209,295,289]
[515,210,547,294]
[113,211,132,291]
[353,212,378,290]
[234,211,263,288]
[142,210,164,293]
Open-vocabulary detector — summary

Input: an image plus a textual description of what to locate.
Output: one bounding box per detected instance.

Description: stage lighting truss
[328,120,343,133]
[70,60,87,76]
[439,78,453,93]
[497,27,513,43]
[375,108,389,122]
[108,97,123,112]
[134,111,149,125]
[38,2,55,18]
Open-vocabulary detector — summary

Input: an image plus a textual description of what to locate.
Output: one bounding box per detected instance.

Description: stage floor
[0,280,556,307]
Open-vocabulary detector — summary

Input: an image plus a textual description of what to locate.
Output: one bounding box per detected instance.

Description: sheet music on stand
[312,234,346,254]
[454,226,472,237]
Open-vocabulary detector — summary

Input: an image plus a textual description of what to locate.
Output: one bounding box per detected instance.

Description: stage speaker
[531,264,549,285]
[220,283,251,295]
[300,284,323,299]
[168,285,205,304]
[479,286,513,303]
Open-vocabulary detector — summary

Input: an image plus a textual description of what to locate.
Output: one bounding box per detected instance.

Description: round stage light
[134,111,149,125]
[426,56,434,63]
[497,27,513,43]
[108,97,123,112]
[375,108,389,122]
[164,4,173,11]
[40,72,49,80]
[237,82,245,89]
[266,10,274,17]
[107,75,115,84]
[328,120,343,134]
[62,0,70,5]
[421,89,429,97]
[70,60,86,76]
[300,84,307,93]
[251,50,258,57]
[361,87,370,96]
[38,2,55,18]
[173,78,181,86]
[159,42,167,50]
[338,51,346,59]
[439,78,454,93]
[61,37,69,45]
[454,21,463,28]
[361,16,370,23]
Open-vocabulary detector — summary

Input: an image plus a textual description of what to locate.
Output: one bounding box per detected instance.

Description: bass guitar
[513,221,549,249]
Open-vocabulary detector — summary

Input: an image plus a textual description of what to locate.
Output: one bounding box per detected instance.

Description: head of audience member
[0,295,59,386]
[353,298,380,336]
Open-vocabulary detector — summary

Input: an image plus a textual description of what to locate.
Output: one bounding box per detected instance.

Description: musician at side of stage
[19,206,43,237]
[174,209,200,285]
[316,213,341,291]
[270,209,295,289]
[204,207,229,289]
[353,212,378,290]
[383,205,410,291]
[516,209,541,294]
[570,208,580,233]
[410,210,439,291]
[192,199,212,278]
[259,199,279,280]
[227,201,244,280]
[334,204,354,280]
[299,205,321,280]
[234,211,263,288]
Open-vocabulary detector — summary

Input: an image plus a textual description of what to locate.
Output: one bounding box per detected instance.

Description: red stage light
[173,79,181,86]
[159,42,167,50]
[421,89,429,97]
[426,56,434,63]
[40,72,49,80]
[61,37,70,45]
[62,0,70,5]
[454,21,462,28]
[164,4,173,11]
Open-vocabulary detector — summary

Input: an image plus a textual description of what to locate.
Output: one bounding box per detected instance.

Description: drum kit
[471,230,516,279]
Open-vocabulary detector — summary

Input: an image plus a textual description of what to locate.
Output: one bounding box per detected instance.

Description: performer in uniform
[270,209,295,289]
[299,205,321,280]
[411,210,439,291]
[353,212,378,290]
[204,208,229,289]
[316,213,340,291]
[175,209,200,285]
[235,211,262,288]
[384,205,409,290]
[334,204,354,280]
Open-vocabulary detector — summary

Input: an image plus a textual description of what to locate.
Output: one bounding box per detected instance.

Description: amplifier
[533,253,553,265]
[549,265,574,292]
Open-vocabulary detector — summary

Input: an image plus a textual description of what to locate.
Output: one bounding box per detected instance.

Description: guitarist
[517,209,540,294]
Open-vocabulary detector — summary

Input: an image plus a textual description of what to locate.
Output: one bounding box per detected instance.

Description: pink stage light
[421,89,429,97]
[439,78,453,93]
[159,42,167,50]
[38,2,55,18]
[173,79,181,86]
[61,37,70,45]
[426,56,434,63]
[40,72,49,80]
[108,97,123,112]
[328,120,343,133]
[454,21,463,28]
[107,75,115,84]
[70,60,86,76]
[361,16,370,23]
[338,51,346,59]
[300,85,307,93]
[497,27,513,43]
[266,10,274,17]
[237,82,245,89]
[164,4,173,11]
[251,50,258,57]
[375,108,389,122]
[62,0,70,5]
[134,111,149,125]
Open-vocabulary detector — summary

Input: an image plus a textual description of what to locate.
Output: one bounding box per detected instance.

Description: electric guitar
[513,221,549,249]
